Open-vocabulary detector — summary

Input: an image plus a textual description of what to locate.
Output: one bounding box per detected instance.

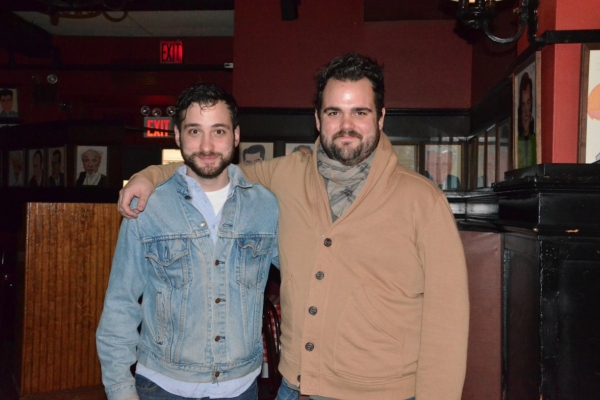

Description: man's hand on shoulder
[118,175,155,219]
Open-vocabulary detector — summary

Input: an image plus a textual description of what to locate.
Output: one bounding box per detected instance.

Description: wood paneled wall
[459,230,503,400]
[17,203,121,397]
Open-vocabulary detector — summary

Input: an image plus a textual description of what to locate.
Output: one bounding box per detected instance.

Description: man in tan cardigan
[118,53,469,400]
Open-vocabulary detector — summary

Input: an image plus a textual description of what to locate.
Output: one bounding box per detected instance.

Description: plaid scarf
[317,145,375,222]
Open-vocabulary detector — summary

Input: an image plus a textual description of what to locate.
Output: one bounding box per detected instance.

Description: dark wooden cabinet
[490,164,600,400]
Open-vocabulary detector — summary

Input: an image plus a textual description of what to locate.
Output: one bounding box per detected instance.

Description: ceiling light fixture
[451,0,539,44]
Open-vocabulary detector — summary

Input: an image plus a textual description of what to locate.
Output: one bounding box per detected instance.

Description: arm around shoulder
[118,163,181,219]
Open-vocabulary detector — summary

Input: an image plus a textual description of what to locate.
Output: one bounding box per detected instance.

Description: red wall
[232,0,472,109]
[1,36,233,126]
[517,0,600,163]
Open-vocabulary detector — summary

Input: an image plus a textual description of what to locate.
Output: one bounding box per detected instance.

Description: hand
[118,175,155,219]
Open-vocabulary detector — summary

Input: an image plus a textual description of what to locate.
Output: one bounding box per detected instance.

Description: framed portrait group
[3,145,109,188]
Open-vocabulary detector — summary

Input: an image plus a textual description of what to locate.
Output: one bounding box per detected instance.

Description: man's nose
[199,134,215,152]
[340,114,355,130]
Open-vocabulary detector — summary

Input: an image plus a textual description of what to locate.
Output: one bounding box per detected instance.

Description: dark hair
[52,149,62,164]
[0,88,13,99]
[243,144,265,160]
[314,52,385,119]
[173,83,238,132]
[33,149,43,163]
[518,72,533,137]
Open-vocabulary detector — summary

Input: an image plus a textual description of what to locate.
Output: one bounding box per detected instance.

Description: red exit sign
[144,117,173,138]
[160,41,183,64]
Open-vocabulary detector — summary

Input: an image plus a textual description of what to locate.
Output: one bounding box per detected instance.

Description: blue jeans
[275,379,415,400]
[135,374,258,400]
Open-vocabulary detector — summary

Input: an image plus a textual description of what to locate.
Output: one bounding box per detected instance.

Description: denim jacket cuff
[105,380,137,400]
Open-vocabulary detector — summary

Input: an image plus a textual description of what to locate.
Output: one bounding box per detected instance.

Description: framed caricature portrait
[75,146,108,187]
[8,150,25,187]
[285,143,314,156]
[0,87,19,119]
[27,148,45,187]
[239,142,274,165]
[392,144,417,171]
[47,146,67,187]
[423,144,462,190]
[513,53,541,169]
[578,43,600,163]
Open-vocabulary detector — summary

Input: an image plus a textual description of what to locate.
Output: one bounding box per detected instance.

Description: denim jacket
[96,165,279,400]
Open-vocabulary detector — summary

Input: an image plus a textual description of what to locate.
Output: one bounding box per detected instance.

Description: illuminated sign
[144,117,173,138]
[160,41,183,64]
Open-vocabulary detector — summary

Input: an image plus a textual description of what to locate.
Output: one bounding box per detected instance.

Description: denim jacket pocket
[145,238,192,289]
[236,236,275,289]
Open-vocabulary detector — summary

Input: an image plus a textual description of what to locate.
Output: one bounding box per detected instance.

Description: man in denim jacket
[96,83,279,400]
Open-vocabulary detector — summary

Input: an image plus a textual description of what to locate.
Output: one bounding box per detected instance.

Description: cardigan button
[305,342,314,351]
[315,271,324,280]
[308,306,317,315]
[324,238,332,247]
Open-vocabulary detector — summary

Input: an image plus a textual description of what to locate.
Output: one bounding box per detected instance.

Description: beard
[320,129,380,166]
[181,147,234,180]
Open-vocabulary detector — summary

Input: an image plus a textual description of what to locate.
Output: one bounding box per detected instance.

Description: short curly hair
[314,52,385,119]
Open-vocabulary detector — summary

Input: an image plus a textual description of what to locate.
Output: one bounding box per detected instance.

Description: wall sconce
[140,106,151,116]
[151,107,162,117]
[451,0,539,44]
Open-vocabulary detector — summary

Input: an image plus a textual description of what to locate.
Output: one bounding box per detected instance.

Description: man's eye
[215,129,226,135]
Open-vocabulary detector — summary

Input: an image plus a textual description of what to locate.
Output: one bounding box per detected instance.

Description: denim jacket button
[215,371,221,377]
[215,336,221,342]
[215,298,222,304]
[184,195,192,200]
[200,221,207,228]
[215,260,220,266]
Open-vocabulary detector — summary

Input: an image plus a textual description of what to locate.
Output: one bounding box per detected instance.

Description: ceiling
[1,0,233,37]
[0,0,488,39]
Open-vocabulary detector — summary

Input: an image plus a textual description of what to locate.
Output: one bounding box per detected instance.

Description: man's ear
[314,109,321,132]
[378,108,386,131]
[234,126,240,147]
[174,125,181,148]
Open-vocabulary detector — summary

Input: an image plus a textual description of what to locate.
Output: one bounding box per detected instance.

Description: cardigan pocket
[333,286,405,380]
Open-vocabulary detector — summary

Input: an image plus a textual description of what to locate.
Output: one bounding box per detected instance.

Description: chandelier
[451,0,539,44]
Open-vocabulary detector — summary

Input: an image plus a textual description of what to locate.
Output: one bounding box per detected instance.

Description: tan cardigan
[137,133,469,399]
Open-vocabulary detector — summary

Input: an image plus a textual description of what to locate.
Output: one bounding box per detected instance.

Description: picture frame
[47,146,67,187]
[75,146,108,187]
[392,144,418,171]
[578,43,600,163]
[513,52,541,169]
[238,142,274,165]
[423,143,463,190]
[285,142,314,156]
[27,148,45,187]
[8,149,25,187]
[0,87,19,119]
